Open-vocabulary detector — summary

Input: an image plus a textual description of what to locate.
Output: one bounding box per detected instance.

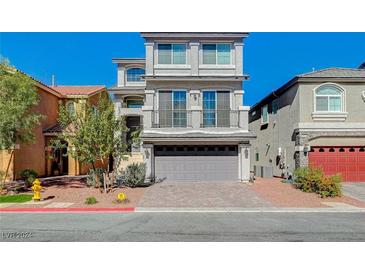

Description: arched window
[126,68,145,82]
[315,84,344,112]
[66,101,76,116]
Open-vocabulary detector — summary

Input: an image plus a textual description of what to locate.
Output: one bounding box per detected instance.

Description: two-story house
[0,70,108,180]
[110,32,255,183]
[249,67,365,182]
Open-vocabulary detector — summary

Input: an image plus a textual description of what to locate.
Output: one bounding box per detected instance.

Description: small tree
[57,95,129,193]
[0,60,43,183]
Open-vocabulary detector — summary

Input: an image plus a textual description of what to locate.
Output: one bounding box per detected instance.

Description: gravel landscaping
[3,177,146,209]
[251,177,365,208]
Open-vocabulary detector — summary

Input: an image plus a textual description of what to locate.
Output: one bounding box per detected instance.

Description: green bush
[123,163,146,188]
[318,174,342,198]
[86,168,104,187]
[84,196,98,205]
[293,167,342,198]
[20,169,38,187]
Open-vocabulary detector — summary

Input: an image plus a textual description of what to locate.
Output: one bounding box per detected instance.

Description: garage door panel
[309,147,365,182]
[155,154,238,182]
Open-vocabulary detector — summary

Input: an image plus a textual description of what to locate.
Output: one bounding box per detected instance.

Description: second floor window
[315,84,343,112]
[272,99,278,114]
[126,68,145,82]
[158,90,187,127]
[66,101,76,116]
[203,90,230,127]
[202,43,231,65]
[261,104,269,124]
[158,44,186,65]
[127,99,144,109]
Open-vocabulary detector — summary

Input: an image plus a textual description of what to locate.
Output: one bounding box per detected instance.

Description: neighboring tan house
[249,67,365,182]
[110,32,255,183]
[0,72,108,180]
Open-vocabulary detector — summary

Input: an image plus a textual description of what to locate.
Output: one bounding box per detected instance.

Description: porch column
[114,98,122,118]
[238,144,251,182]
[142,90,155,129]
[189,42,200,76]
[143,144,154,183]
[234,42,244,76]
[234,90,244,108]
[238,106,250,130]
[189,90,201,128]
[45,146,52,176]
[145,42,154,76]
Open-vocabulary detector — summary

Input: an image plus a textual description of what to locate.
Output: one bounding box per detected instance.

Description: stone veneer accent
[294,130,365,169]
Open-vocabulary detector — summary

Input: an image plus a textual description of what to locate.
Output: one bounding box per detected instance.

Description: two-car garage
[309,146,365,182]
[154,145,239,182]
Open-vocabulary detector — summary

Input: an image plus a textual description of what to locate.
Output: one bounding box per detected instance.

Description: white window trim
[201,89,232,127]
[124,65,146,87]
[157,43,187,65]
[201,43,232,65]
[261,104,269,125]
[312,83,348,121]
[125,67,145,84]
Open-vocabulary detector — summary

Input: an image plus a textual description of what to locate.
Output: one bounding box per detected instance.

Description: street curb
[135,207,365,213]
[1,207,365,213]
[0,207,135,213]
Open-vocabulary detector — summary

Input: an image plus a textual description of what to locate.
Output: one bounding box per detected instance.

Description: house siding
[249,74,365,178]
[13,87,59,179]
[249,84,300,177]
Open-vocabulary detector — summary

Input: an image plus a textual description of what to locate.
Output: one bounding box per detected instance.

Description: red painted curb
[0,207,135,213]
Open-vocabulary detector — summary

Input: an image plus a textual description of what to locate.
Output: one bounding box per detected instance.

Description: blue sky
[1,32,364,106]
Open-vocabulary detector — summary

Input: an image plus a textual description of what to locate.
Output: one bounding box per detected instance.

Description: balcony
[116,100,144,117]
[152,110,192,128]
[119,107,143,116]
[150,109,242,128]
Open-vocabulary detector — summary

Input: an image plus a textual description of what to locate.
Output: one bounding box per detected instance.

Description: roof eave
[112,58,146,64]
[142,75,249,81]
[140,32,249,39]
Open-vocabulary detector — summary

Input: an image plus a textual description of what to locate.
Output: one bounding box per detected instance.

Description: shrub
[20,169,38,187]
[293,167,342,198]
[86,168,104,187]
[293,167,323,193]
[84,196,98,205]
[123,163,146,188]
[317,174,342,198]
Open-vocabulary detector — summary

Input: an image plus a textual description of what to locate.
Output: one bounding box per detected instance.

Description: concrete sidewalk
[343,183,365,203]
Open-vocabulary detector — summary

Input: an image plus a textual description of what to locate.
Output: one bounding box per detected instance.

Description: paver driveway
[138,182,271,208]
[343,183,365,203]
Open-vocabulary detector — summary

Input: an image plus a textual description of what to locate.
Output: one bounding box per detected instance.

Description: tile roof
[43,123,62,134]
[250,67,365,111]
[298,68,365,78]
[52,85,106,96]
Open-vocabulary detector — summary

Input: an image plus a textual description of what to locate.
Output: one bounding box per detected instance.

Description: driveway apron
[138,182,271,208]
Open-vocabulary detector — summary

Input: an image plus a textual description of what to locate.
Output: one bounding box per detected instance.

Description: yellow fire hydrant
[31,179,42,201]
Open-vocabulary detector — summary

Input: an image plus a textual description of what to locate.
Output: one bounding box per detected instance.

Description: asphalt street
[1,212,365,242]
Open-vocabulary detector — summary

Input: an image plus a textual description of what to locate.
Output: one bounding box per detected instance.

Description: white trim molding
[313,82,346,114]
[311,111,348,121]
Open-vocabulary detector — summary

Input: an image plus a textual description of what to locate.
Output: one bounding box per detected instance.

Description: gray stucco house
[249,67,365,182]
[109,32,255,183]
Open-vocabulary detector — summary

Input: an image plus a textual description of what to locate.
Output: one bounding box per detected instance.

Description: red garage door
[309,146,365,182]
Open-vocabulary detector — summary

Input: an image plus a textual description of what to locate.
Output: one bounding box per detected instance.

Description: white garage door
[154,145,238,182]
